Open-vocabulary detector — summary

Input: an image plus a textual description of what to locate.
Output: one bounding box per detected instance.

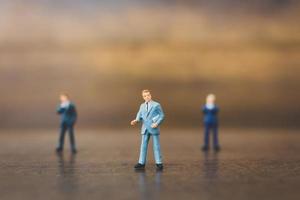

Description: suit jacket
[57,102,77,126]
[135,100,165,135]
[202,105,219,125]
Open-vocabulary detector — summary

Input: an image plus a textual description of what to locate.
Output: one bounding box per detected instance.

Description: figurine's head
[206,94,216,104]
[60,93,70,103]
[142,89,152,103]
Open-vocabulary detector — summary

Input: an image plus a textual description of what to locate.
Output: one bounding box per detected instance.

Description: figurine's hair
[60,92,70,99]
[207,94,216,100]
[142,89,151,94]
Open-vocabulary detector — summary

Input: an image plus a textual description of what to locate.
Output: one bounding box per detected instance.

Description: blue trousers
[138,131,162,164]
[204,124,219,148]
[58,123,76,151]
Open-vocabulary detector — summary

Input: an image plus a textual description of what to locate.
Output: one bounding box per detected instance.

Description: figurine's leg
[203,124,210,148]
[138,133,150,165]
[152,135,163,164]
[213,125,220,150]
[68,125,77,152]
[58,124,67,150]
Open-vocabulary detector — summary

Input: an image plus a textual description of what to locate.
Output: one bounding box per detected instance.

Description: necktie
[146,102,149,112]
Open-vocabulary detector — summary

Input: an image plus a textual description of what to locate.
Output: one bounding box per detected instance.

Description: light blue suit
[135,100,165,164]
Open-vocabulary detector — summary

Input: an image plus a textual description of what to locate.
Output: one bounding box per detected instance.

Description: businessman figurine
[202,94,220,152]
[56,93,77,154]
[131,90,165,170]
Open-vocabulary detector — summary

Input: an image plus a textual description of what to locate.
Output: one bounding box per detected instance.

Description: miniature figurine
[131,90,165,170]
[202,94,220,151]
[56,93,77,154]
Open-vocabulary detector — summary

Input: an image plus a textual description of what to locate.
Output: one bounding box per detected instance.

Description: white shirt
[206,103,215,110]
[61,101,70,108]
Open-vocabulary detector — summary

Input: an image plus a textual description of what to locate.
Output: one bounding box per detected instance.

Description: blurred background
[0,0,299,129]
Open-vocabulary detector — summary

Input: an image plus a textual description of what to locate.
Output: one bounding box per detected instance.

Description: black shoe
[202,146,209,151]
[71,149,77,154]
[156,164,163,170]
[56,148,63,153]
[214,146,221,152]
[134,163,145,170]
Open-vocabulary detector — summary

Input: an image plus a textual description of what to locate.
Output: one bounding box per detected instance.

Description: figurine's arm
[73,106,78,119]
[56,105,65,114]
[213,107,219,114]
[154,104,165,126]
[131,105,142,126]
[135,105,143,122]
[69,104,78,122]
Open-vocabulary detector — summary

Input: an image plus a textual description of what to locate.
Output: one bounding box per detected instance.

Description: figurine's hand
[151,123,158,128]
[131,120,138,126]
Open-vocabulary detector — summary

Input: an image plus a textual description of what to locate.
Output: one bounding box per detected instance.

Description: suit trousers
[138,131,162,164]
[58,123,76,150]
[204,124,219,148]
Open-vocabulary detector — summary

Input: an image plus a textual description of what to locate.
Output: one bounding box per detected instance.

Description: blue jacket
[135,101,165,135]
[202,105,219,125]
[57,103,77,126]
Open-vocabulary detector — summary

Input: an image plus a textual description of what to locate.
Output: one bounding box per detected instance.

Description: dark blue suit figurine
[202,94,220,152]
[56,93,77,154]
